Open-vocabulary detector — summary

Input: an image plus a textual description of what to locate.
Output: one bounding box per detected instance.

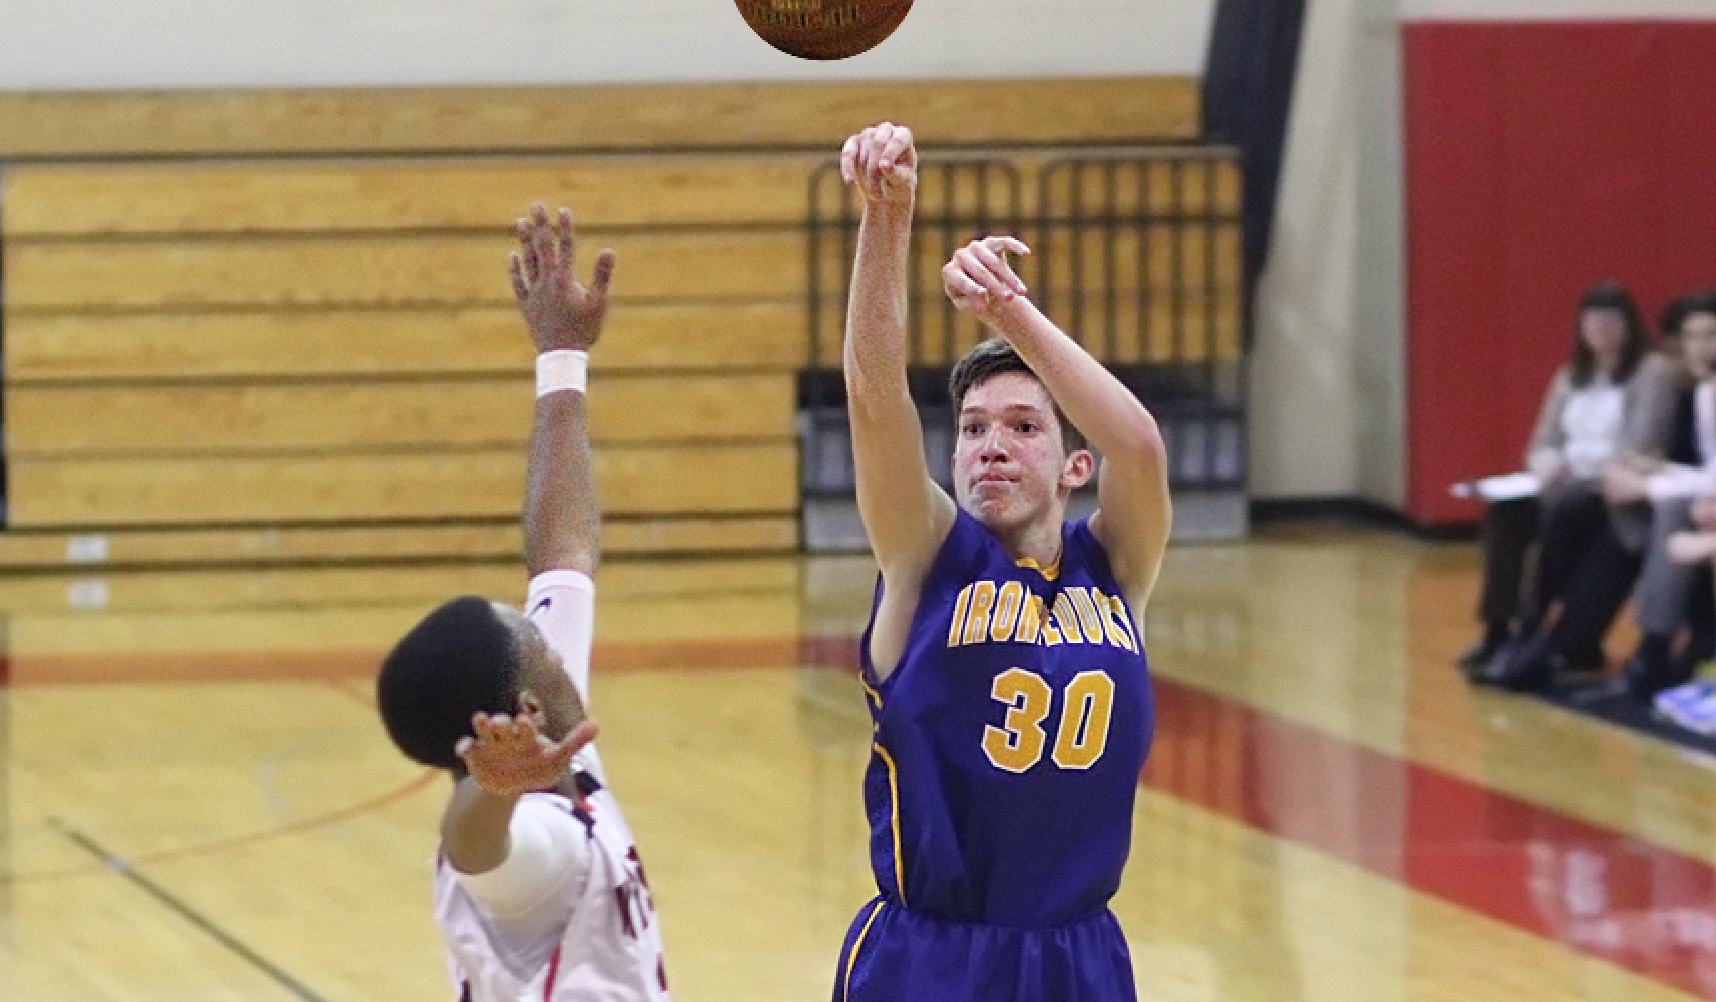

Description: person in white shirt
[376,204,670,1002]
[1463,281,1679,687]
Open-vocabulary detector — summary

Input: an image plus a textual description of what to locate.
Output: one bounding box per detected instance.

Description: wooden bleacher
[0,77,1211,571]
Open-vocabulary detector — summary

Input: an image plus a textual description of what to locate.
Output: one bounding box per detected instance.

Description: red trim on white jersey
[542,945,562,1002]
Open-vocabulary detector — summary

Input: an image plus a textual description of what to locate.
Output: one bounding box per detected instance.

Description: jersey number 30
[982,668,1115,773]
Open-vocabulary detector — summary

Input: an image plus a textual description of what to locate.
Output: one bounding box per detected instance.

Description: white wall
[1250,0,1405,502]
[1250,0,1716,504]
[0,0,1216,91]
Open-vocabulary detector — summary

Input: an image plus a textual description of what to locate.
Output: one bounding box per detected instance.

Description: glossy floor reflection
[4,530,1716,1001]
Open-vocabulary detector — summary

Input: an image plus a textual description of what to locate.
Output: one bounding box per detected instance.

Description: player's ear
[517,689,547,725]
[1061,449,1096,491]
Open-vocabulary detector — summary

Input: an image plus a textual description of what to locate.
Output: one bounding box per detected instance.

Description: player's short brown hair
[948,338,1087,454]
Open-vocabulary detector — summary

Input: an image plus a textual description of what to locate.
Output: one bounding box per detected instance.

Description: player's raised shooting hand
[509,203,615,353]
[840,122,918,208]
[456,711,599,801]
[944,236,1032,324]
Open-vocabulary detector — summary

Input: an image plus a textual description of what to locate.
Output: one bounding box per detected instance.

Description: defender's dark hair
[376,596,521,771]
[948,338,1088,453]
[1571,281,1651,388]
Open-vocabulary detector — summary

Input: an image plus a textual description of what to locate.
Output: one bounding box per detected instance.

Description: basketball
[733,0,914,61]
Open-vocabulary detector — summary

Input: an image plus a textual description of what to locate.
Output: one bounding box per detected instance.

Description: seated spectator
[1601,291,1716,698]
[1475,282,1681,690]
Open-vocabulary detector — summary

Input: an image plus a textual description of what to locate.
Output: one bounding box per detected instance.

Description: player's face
[492,603,587,740]
[952,372,1088,532]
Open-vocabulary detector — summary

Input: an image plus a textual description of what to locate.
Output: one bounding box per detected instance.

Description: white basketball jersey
[431,570,669,1002]
[433,783,668,1001]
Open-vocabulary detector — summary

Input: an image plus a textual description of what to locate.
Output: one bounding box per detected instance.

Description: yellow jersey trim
[842,899,887,1002]
[874,742,906,906]
[859,674,884,711]
[1015,555,1061,581]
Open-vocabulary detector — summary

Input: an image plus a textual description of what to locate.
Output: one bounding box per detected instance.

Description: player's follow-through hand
[509,202,616,353]
[944,236,1032,322]
[456,712,599,802]
[841,122,918,206]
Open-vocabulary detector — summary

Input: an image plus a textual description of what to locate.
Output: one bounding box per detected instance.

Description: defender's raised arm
[511,203,614,580]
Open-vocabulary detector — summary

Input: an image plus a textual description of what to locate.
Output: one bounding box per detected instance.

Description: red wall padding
[1404,21,1716,523]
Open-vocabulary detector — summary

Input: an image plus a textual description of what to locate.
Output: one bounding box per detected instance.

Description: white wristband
[536,350,588,397]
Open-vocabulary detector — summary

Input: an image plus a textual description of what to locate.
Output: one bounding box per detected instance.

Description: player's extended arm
[841,123,958,587]
[511,204,615,580]
[442,712,597,874]
[945,238,1171,612]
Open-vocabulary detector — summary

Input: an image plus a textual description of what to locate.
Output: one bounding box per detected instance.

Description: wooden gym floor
[5,528,1716,1002]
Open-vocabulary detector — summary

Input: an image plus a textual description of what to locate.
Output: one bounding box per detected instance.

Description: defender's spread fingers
[563,719,600,752]
[521,237,542,283]
[591,249,616,296]
[557,207,574,265]
[508,254,528,301]
[533,224,557,275]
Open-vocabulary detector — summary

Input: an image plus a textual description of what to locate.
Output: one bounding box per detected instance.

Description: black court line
[58,824,332,1002]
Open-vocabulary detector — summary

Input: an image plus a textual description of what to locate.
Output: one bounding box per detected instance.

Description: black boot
[1482,634,1558,692]
[1458,625,1511,680]
[1617,635,1691,700]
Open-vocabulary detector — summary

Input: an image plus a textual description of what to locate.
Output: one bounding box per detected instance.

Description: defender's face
[952,372,1084,533]
[490,602,586,740]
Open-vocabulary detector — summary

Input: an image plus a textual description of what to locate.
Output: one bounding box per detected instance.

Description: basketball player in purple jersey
[831,123,1172,1000]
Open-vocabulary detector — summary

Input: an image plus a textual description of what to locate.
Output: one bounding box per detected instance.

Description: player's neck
[992,516,1064,571]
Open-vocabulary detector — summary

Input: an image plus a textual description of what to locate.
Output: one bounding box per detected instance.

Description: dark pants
[1478,496,1539,630]
[1690,566,1716,658]
[1520,489,1643,659]
[1633,497,1716,657]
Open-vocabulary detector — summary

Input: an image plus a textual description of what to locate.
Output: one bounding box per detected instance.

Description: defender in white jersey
[377,204,669,1002]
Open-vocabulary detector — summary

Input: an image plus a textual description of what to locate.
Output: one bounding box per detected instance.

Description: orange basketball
[734,0,915,61]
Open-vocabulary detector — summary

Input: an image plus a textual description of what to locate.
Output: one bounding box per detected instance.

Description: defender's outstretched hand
[456,712,599,801]
[840,122,918,206]
[944,236,1032,322]
[509,203,615,353]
